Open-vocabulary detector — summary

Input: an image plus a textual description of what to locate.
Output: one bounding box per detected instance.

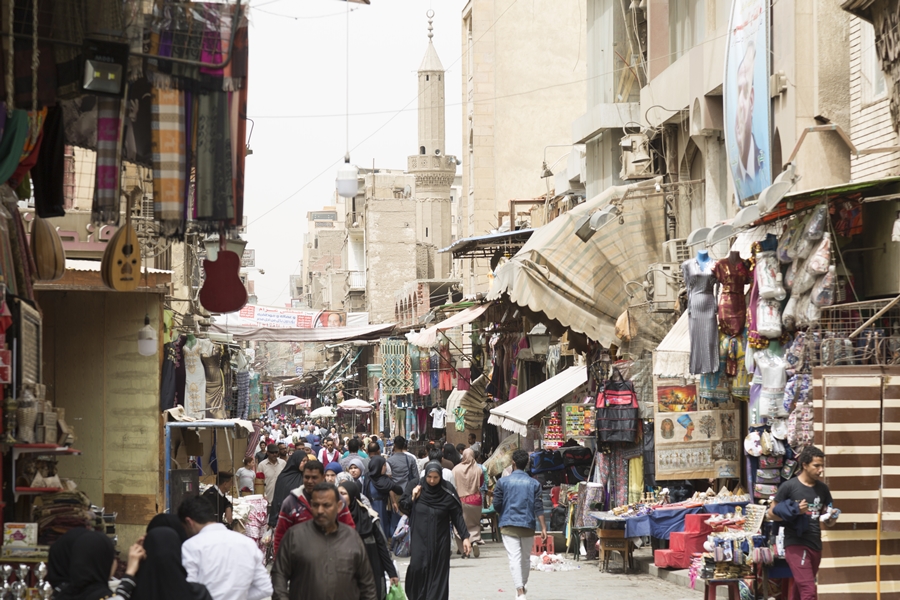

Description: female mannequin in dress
[712,251,752,337]
[682,249,719,374]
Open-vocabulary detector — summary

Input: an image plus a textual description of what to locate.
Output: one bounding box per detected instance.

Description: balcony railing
[348,270,366,290]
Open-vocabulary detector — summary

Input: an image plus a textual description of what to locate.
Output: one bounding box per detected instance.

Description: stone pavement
[392,542,704,600]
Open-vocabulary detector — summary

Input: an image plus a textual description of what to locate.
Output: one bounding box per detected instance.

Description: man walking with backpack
[493,449,547,600]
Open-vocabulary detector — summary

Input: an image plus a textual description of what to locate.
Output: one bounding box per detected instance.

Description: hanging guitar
[199,227,247,314]
[103,187,142,291]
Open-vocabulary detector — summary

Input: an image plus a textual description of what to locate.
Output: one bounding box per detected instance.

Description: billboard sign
[723,0,771,206]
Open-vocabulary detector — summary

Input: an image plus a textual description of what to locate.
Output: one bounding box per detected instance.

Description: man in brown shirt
[271,482,377,600]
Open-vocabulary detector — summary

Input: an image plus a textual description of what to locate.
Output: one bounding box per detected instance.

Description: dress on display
[682,257,719,374]
[183,340,206,419]
[712,257,752,336]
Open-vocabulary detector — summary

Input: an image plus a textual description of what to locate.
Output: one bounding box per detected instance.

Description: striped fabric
[812,367,900,600]
[92,98,121,225]
[380,340,413,395]
[488,177,671,348]
[151,88,186,237]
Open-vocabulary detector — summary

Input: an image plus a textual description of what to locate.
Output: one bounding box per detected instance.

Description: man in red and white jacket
[272,460,356,556]
[317,437,341,466]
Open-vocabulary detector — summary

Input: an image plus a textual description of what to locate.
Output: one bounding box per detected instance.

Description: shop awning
[439,229,535,259]
[209,322,395,342]
[751,177,900,226]
[488,366,588,436]
[487,178,670,345]
[653,312,691,377]
[406,302,493,348]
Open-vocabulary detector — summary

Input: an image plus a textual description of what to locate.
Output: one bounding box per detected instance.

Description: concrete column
[704,136,726,227]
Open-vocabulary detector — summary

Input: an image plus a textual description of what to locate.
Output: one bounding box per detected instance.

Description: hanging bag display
[595,368,639,443]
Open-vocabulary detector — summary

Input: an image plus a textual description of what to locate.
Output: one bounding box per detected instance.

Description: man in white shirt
[317,437,341,466]
[180,496,272,600]
[259,444,286,503]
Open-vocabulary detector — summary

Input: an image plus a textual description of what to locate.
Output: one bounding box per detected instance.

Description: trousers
[502,533,532,591]
[784,544,821,600]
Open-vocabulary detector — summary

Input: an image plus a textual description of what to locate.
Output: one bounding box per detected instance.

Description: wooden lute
[103,188,141,291]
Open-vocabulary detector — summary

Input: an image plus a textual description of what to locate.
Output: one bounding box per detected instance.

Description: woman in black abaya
[132,528,212,600]
[47,527,88,596]
[339,480,399,600]
[400,461,471,600]
[267,450,308,528]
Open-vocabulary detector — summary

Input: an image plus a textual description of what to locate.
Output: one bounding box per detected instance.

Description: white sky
[243,0,464,307]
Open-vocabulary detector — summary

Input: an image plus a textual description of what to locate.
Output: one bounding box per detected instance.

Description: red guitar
[199,237,247,314]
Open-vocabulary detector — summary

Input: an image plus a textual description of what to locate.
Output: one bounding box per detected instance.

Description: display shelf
[14,487,63,495]
[11,445,81,501]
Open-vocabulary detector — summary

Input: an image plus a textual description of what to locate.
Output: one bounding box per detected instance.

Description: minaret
[409,10,457,280]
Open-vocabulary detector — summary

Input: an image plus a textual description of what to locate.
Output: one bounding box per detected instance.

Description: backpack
[560,445,593,466]
[529,449,564,474]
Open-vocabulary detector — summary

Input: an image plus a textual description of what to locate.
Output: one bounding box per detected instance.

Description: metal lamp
[336,155,359,198]
[82,39,130,97]
[137,315,157,356]
[527,324,551,355]
[203,234,247,262]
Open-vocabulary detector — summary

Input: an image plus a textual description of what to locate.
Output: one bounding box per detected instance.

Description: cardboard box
[3,523,37,546]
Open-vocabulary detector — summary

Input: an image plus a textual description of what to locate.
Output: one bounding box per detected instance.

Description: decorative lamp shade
[137,315,158,356]
[527,324,551,355]
[336,161,359,198]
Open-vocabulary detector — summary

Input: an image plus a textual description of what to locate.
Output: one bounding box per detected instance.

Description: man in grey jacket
[492,450,547,600]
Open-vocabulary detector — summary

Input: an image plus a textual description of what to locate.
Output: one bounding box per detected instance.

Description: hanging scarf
[151,88,186,237]
[92,97,121,225]
[0,110,28,184]
[194,91,233,225]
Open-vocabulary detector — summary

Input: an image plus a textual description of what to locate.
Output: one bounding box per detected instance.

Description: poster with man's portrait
[724,0,771,206]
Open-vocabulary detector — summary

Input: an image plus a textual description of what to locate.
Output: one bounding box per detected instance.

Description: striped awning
[487,178,669,346]
[488,366,588,436]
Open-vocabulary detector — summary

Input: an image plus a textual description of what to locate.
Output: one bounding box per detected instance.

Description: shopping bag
[386,584,407,600]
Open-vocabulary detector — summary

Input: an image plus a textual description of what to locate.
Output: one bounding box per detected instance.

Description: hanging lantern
[336,154,359,199]
[137,314,158,356]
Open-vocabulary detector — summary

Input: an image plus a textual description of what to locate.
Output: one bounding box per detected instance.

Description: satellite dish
[757,162,798,215]
[686,227,711,247]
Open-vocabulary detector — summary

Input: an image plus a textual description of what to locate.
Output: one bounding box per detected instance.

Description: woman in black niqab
[56,530,116,600]
[339,480,398,600]
[400,461,470,600]
[47,527,88,593]
[267,450,308,528]
[146,513,187,543]
[132,528,212,600]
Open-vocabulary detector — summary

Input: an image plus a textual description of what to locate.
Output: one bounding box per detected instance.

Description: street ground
[393,542,704,600]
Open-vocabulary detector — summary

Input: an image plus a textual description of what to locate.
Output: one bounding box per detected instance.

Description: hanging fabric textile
[151,88,187,237]
[92,98,121,225]
[381,340,413,395]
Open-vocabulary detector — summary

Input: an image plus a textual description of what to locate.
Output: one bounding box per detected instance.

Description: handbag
[595,368,638,408]
[757,468,781,485]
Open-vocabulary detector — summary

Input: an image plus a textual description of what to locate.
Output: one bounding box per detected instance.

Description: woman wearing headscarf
[338,480,399,600]
[346,456,367,489]
[57,530,143,600]
[48,527,88,595]
[400,461,471,600]
[452,448,484,556]
[443,443,462,467]
[145,513,187,543]
[267,450,308,529]
[365,456,403,539]
[132,528,212,600]
[324,461,343,483]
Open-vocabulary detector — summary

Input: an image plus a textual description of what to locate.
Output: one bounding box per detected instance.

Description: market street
[393,545,703,600]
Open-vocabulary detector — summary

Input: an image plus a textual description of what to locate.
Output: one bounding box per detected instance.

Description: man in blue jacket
[493,449,547,600]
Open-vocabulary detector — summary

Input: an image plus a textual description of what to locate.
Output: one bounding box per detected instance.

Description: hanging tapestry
[381,340,413,395]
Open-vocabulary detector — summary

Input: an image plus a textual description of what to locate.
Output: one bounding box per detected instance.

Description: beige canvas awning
[407,302,492,348]
[488,366,588,436]
[487,178,670,346]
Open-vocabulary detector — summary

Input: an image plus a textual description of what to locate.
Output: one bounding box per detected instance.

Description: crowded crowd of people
[45,413,546,600]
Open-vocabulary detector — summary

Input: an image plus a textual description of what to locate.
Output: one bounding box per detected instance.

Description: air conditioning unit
[646,263,679,313]
[662,238,688,264]
[619,133,656,180]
